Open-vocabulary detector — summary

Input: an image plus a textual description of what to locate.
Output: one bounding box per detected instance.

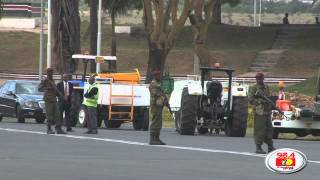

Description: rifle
[41,78,66,101]
[256,89,288,119]
[164,96,173,115]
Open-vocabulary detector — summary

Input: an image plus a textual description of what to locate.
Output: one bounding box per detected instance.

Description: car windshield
[16,83,43,95]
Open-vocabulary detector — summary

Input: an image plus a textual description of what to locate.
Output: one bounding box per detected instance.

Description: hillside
[0,24,319,77]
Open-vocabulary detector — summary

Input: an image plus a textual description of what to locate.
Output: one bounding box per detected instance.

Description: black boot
[47,125,54,134]
[149,134,162,145]
[256,145,266,154]
[55,126,67,134]
[268,143,276,153]
[155,133,166,145]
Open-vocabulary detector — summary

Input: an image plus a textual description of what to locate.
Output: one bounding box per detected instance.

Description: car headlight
[24,101,34,108]
[33,102,39,108]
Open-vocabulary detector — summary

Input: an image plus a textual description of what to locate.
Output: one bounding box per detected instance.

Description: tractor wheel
[178,87,197,135]
[197,127,208,134]
[174,110,181,132]
[141,109,149,131]
[133,108,149,131]
[78,106,88,128]
[104,120,122,128]
[225,96,248,137]
[133,109,142,130]
[70,91,82,127]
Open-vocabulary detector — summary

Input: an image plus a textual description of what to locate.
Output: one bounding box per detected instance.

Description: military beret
[151,70,161,76]
[255,72,264,79]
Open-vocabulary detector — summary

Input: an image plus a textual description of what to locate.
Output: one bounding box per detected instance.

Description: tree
[102,0,141,72]
[51,0,81,74]
[189,0,216,77]
[212,0,239,24]
[85,0,142,73]
[143,0,194,82]
[0,0,3,19]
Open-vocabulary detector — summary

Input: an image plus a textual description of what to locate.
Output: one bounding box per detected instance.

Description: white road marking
[0,127,320,164]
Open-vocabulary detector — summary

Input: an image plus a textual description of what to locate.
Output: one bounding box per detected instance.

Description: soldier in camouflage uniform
[149,70,167,145]
[248,72,276,154]
[38,68,66,134]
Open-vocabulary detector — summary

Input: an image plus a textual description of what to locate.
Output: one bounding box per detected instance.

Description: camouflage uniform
[149,79,166,145]
[248,84,274,153]
[38,78,63,134]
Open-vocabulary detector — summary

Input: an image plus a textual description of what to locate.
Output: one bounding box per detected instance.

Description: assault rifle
[255,89,288,119]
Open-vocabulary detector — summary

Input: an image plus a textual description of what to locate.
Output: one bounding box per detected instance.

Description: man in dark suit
[57,74,74,132]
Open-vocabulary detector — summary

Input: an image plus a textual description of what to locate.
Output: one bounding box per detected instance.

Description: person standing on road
[248,72,276,154]
[149,70,166,145]
[38,68,66,134]
[57,74,74,132]
[83,75,99,134]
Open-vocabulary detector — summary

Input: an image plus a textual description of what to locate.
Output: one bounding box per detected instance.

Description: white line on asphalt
[1,127,320,164]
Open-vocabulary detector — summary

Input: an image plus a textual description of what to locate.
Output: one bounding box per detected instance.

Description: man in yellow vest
[83,75,99,134]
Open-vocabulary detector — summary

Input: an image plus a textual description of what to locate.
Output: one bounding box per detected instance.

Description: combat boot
[256,145,266,154]
[268,143,276,153]
[55,126,67,134]
[47,125,54,134]
[155,133,166,145]
[149,134,162,145]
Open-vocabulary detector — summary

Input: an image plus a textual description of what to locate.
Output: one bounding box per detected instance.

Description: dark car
[0,80,46,123]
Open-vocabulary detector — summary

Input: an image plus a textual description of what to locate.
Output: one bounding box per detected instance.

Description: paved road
[0,117,319,180]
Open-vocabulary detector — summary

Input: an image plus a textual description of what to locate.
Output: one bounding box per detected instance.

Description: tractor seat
[276,100,291,111]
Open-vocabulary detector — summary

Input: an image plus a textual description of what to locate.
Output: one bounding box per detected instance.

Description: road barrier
[0,72,306,84]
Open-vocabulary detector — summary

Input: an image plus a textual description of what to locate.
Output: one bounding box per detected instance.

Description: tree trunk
[145,42,168,83]
[211,0,221,24]
[89,0,98,73]
[52,0,80,74]
[109,9,117,72]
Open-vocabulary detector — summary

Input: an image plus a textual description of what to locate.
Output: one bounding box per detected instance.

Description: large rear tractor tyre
[141,109,149,131]
[225,96,248,137]
[178,87,197,135]
[133,109,142,130]
[133,108,149,131]
[78,106,88,128]
[70,91,82,127]
[174,110,181,132]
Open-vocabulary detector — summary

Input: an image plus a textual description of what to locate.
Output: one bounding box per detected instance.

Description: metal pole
[253,0,257,26]
[47,0,52,68]
[258,0,262,26]
[39,0,44,79]
[96,0,102,73]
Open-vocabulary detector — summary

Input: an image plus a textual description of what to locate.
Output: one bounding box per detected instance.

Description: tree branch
[171,0,178,24]
[151,0,165,43]
[163,0,173,33]
[204,0,216,24]
[167,0,193,49]
[143,0,154,36]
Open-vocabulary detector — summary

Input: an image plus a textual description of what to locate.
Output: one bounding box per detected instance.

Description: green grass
[0,22,319,77]
[286,76,319,96]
